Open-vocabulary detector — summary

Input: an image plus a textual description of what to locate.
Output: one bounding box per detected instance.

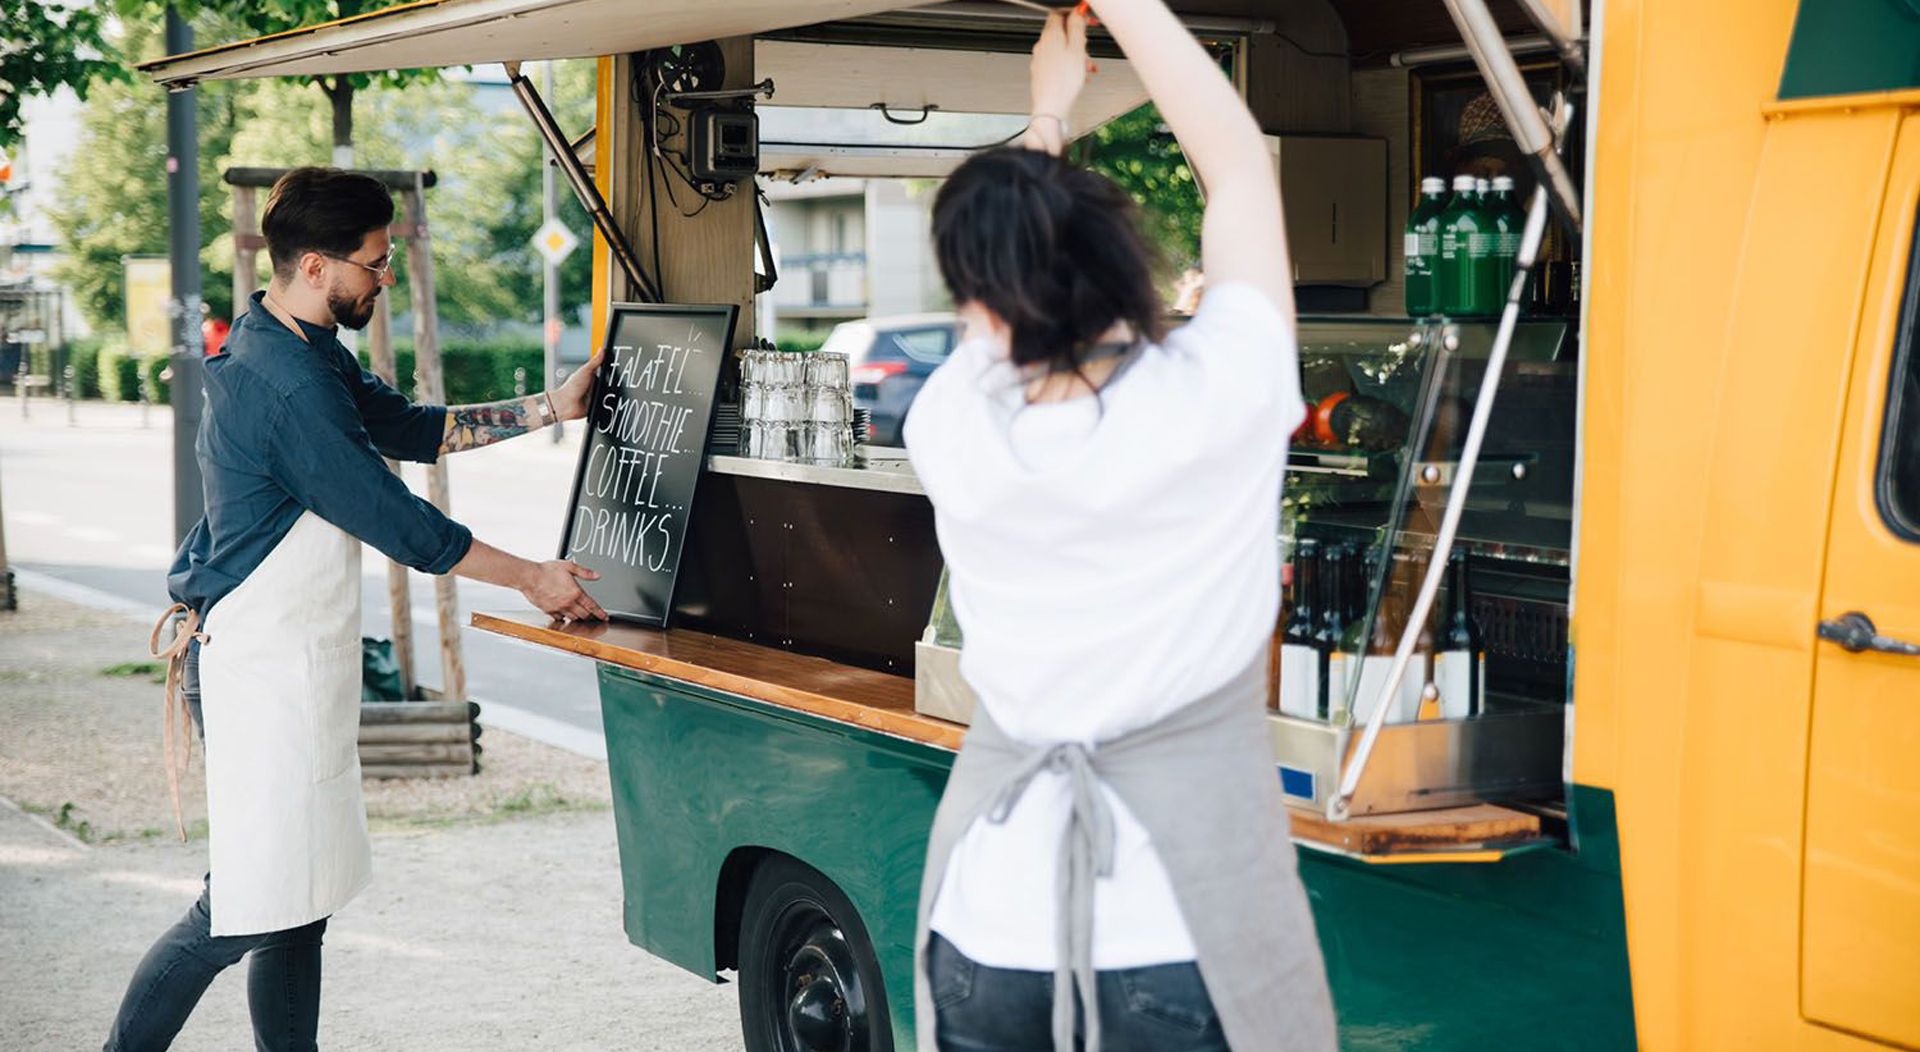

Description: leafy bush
[774,330,831,353]
[67,340,102,399]
[141,354,170,405]
[97,342,142,403]
[358,340,546,404]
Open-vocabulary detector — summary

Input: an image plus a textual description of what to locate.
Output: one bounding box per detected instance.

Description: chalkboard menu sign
[560,302,738,625]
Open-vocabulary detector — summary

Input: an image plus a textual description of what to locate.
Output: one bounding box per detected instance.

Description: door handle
[1817,612,1920,656]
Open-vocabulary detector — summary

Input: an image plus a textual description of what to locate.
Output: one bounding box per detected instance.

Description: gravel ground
[0,586,745,1050]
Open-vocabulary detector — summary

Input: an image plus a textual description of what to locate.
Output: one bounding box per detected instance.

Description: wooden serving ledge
[472,611,1542,860]
[472,611,963,749]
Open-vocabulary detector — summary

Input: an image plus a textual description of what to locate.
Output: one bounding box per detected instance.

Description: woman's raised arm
[1086,0,1295,326]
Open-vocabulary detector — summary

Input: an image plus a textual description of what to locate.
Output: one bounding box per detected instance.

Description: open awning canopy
[138,0,908,87]
[139,0,1157,177]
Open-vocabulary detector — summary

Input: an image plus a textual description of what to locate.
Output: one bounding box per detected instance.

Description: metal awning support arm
[504,61,662,303]
[1514,0,1584,77]
[1437,0,1582,237]
[1330,185,1553,822]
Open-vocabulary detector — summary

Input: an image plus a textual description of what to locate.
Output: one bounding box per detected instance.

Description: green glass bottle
[1487,175,1526,312]
[1437,175,1493,316]
[1403,177,1449,317]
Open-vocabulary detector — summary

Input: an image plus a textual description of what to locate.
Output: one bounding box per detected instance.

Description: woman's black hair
[261,167,396,280]
[932,147,1167,378]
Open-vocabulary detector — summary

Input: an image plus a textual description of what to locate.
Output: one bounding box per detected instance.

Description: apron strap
[985,742,1116,1052]
[148,603,210,842]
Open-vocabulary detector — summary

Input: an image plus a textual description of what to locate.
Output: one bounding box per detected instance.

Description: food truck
[143,1,1920,1048]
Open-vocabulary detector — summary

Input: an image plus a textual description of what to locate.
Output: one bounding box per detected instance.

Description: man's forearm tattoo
[441,395,544,453]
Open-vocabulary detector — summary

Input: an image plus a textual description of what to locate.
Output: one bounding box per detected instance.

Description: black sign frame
[558,301,739,626]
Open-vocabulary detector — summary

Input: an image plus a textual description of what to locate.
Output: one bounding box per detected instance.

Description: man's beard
[328,283,379,331]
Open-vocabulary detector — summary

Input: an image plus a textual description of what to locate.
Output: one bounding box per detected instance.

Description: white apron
[198,509,371,936]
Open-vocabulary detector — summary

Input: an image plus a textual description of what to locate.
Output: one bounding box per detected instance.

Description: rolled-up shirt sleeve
[345,351,447,464]
[267,379,473,574]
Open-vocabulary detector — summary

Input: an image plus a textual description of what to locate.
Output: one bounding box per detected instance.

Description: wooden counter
[472,611,1542,859]
[471,610,963,749]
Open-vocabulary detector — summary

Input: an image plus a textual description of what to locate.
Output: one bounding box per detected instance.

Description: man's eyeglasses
[323,248,396,278]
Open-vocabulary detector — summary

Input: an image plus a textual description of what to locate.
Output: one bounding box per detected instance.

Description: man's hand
[521,559,608,623]
[551,346,607,422]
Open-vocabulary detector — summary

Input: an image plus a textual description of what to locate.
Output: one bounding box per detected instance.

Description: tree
[120,0,444,163]
[221,61,596,331]
[48,16,243,328]
[51,10,593,337]
[1,1,122,154]
[431,60,595,329]
[1086,102,1204,272]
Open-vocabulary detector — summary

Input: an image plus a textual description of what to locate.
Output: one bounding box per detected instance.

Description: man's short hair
[260,167,395,281]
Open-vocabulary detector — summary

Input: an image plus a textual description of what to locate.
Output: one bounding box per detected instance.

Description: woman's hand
[550,345,606,422]
[1024,8,1090,154]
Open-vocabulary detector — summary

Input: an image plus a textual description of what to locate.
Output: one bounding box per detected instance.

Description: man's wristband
[538,391,557,425]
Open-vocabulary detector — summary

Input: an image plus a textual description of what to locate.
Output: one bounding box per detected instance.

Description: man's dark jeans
[928,932,1231,1052]
[103,642,329,1052]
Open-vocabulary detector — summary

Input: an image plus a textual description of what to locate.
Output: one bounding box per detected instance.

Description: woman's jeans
[103,641,328,1052]
[929,933,1230,1052]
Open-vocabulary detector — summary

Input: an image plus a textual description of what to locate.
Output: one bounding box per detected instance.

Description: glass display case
[907,315,1579,822]
[1273,316,1576,818]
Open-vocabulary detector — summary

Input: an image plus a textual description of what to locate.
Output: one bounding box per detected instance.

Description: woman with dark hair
[904,3,1337,1051]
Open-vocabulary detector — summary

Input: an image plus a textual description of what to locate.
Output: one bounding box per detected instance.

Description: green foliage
[100,661,166,683]
[97,342,141,403]
[142,353,171,404]
[67,339,101,399]
[1085,103,1204,271]
[114,0,446,153]
[49,12,595,341]
[417,60,596,328]
[358,341,546,405]
[0,2,123,153]
[774,331,830,353]
[48,16,244,330]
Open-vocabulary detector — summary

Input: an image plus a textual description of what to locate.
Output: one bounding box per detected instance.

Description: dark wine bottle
[1433,548,1485,718]
[1279,538,1321,719]
[1313,542,1345,720]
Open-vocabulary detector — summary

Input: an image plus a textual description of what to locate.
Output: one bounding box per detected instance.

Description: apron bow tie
[985,740,1118,1052]
[149,603,211,842]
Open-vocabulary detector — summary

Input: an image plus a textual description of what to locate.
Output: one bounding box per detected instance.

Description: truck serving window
[1879,208,1920,540]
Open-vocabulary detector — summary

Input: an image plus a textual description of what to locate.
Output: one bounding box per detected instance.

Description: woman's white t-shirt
[904,283,1306,970]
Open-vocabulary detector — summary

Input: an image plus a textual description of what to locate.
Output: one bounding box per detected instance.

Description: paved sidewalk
[1,804,743,1051]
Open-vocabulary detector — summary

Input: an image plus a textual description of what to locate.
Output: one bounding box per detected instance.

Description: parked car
[820,314,962,446]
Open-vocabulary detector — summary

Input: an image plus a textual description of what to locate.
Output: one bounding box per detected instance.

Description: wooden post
[232,186,259,312]
[399,178,467,704]
[365,292,417,699]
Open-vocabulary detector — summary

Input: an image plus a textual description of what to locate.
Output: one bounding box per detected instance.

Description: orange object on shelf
[1311,391,1350,447]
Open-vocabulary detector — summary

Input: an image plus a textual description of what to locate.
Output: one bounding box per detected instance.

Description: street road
[0,397,605,751]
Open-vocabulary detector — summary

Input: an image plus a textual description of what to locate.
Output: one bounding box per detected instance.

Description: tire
[737,855,894,1052]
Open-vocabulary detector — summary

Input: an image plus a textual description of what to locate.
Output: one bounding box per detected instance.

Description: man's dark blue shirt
[167,291,473,617]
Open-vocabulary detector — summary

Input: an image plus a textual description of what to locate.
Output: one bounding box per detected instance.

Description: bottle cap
[1491,175,1515,191]
[1421,176,1447,193]
[1475,178,1491,195]
[1451,174,1477,192]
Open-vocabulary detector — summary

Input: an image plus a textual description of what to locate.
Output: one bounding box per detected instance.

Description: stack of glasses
[740,350,855,466]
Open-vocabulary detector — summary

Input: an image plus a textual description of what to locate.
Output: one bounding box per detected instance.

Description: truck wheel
[738,855,892,1052]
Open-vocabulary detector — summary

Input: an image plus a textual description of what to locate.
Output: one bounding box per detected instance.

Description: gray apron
[913,659,1338,1052]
